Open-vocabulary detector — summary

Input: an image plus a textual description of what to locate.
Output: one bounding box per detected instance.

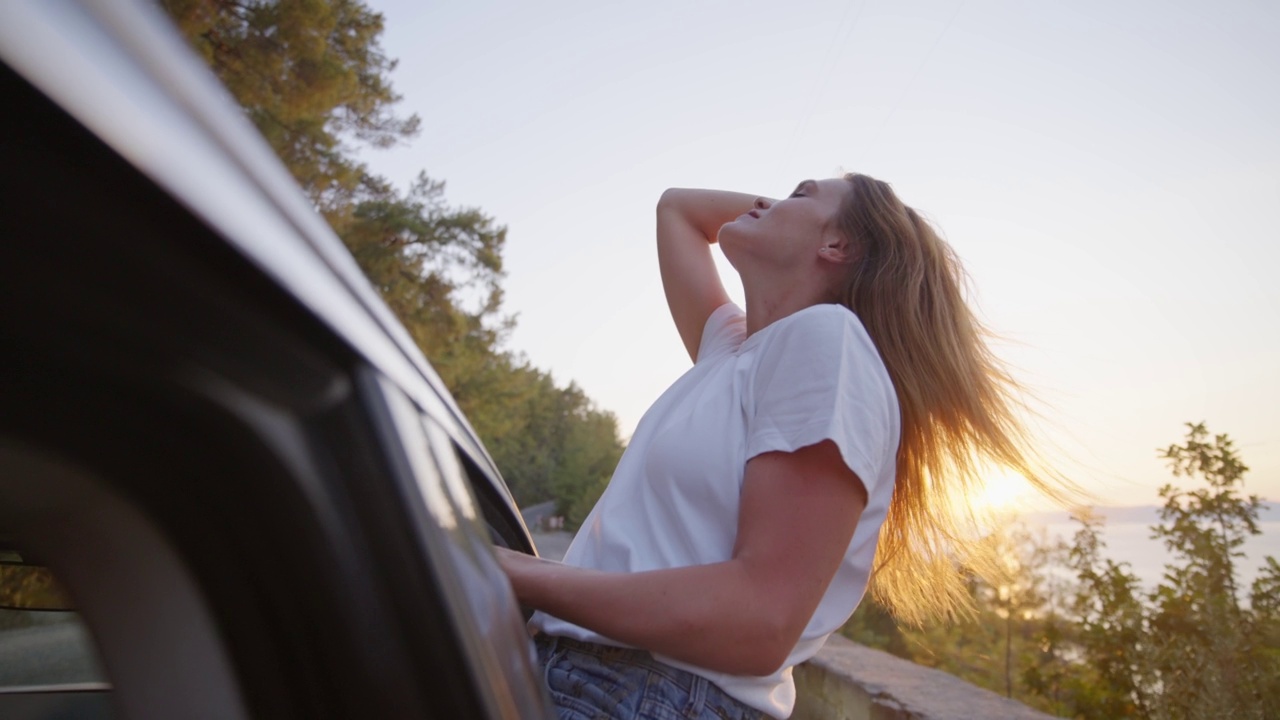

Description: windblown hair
[834,173,1075,625]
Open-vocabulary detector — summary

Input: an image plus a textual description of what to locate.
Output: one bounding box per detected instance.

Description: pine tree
[159,0,626,515]
[159,0,418,213]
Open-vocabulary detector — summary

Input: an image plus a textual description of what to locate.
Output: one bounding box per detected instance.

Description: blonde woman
[497,174,1063,719]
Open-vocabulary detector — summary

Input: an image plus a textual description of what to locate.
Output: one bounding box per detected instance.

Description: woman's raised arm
[655,188,761,362]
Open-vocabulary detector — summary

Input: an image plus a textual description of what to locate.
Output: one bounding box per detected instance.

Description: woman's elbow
[657,187,692,213]
[732,649,790,678]
[729,619,798,677]
[735,649,789,678]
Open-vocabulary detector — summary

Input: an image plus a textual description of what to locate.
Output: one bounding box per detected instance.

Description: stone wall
[792,635,1061,720]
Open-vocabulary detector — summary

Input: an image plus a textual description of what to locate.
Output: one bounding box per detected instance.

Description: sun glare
[977,469,1036,514]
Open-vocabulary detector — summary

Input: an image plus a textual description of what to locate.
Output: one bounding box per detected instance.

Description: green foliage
[160,0,418,212]
[842,423,1279,719]
[0,564,72,611]
[1140,423,1278,718]
[840,592,911,658]
[160,0,623,519]
[474,363,622,520]
[1061,424,1280,718]
[846,525,1075,715]
[1064,510,1156,717]
[340,173,509,392]
[552,396,625,528]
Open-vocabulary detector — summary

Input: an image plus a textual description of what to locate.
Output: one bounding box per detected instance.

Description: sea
[1020,502,1279,594]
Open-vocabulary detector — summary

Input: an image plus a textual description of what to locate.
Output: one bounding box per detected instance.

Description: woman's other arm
[498,440,867,676]
[656,189,760,362]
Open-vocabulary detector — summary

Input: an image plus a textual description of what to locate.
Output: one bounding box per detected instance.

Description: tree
[1142,423,1279,718]
[1065,423,1279,719]
[159,0,418,214]
[340,172,509,395]
[1064,509,1155,718]
[842,423,1279,719]
[160,0,627,521]
[160,0,503,349]
[0,565,71,611]
[477,365,623,520]
[844,523,1074,715]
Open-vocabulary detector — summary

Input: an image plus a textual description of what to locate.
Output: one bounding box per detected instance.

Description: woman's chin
[718,221,750,246]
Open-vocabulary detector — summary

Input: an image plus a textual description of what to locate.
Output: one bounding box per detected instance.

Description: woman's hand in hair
[656,188,756,362]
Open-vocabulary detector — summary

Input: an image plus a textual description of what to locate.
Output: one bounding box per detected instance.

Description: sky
[359,0,1280,510]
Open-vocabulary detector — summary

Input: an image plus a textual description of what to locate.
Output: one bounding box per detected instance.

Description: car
[0,1,553,718]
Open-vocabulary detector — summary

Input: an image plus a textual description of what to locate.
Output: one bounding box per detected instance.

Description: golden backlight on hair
[836,173,1082,625]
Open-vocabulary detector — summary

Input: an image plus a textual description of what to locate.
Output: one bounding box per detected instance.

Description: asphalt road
[0,616,105,686]
[530,531,573,562]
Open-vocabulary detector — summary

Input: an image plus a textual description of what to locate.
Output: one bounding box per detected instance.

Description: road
[0,617,104,686]
[530,531,573,562]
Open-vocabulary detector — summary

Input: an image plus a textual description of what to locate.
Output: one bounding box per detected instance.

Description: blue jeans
[535,635,769,720]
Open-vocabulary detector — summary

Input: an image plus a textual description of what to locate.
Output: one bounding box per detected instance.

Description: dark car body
[0,1,550,718]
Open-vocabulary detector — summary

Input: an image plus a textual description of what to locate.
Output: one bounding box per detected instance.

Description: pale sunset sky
[359,0,1279,509]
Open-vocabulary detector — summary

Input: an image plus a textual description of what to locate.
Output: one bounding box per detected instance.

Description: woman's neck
[742,280,834,337]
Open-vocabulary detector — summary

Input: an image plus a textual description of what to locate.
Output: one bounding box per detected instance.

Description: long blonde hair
[836,173,1075,625]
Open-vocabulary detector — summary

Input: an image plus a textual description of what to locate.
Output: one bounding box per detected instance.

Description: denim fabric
[535,635,769,720]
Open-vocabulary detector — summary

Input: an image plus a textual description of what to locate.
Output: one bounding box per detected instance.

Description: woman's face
[719,178,852,273]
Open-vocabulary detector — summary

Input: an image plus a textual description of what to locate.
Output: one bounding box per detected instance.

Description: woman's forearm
[503,443,864,679]
[656,188,764,243]
[501,550,792,676]
[655,189,752,360]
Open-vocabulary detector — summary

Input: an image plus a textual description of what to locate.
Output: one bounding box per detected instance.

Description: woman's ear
[818,237,855,265]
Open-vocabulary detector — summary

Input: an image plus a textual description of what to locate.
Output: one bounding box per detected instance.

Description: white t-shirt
[529,302,900,719]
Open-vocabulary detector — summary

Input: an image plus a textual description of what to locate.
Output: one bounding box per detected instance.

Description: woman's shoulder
[696,302,748,362]
[751,304,893,396]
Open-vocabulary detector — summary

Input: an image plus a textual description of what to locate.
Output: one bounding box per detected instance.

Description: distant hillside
[1023,500,1279,527]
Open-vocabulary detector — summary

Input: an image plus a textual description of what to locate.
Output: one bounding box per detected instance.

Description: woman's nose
[754,197,771,210]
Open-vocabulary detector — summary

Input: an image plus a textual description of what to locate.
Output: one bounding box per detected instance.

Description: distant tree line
[159,0,620,524]
[844,423,1280,719]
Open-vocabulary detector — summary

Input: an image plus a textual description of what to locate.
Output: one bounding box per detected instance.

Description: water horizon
[1016,504,1278,595]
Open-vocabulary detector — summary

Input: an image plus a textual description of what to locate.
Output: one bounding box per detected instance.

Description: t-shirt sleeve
[695,302,746,363]
[745,306,898,496]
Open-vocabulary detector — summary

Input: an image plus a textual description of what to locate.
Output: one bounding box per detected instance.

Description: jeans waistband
[537,634,649,662]
[534,633,768,720]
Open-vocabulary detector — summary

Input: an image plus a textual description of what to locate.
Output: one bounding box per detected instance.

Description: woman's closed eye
[790,179,818,198]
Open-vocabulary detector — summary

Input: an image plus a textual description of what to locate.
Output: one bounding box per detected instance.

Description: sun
[976,468,1035,514]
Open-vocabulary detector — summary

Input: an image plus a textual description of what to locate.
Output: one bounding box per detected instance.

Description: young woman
[496,174,1066,720]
